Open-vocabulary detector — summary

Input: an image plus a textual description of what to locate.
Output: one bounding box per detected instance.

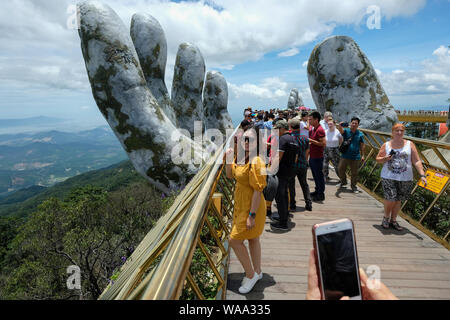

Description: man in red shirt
[308,111,327,201]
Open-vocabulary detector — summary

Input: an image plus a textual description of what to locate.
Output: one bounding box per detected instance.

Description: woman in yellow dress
[225,128,267,294]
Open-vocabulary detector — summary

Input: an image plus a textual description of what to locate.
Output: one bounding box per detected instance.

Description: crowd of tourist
[225,106,425,297]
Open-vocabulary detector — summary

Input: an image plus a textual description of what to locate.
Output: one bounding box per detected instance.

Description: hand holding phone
[307,248,399,300]
[311,219,362,300]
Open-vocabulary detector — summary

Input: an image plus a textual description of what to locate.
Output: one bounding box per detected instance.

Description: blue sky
[0,0,449,130]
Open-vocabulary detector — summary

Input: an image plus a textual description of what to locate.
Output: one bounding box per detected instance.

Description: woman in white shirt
[323,120,343,182]
[300,111,310,137]
[376,123,427,231]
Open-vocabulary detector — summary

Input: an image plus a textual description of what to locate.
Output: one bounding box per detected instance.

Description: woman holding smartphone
[225,128,267,294]
[375,123,427,230]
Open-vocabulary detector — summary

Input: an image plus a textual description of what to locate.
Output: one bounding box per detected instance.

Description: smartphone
[341,122,349,128]
[312,218,362,300]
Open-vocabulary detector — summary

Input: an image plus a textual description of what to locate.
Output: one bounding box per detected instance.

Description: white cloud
[229,77,289,100]
[302,60,309,68]
[378,45,450,96]
[278,48,300,58]
[0,0,429,116]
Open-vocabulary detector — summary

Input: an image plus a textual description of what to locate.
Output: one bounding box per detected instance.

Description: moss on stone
[104,41,138,70]
[173,64,185,84]
[368,88,382,112]
[91,64,157,155]
[318,74,326,83]
[307,45,321,76]
[152,43,160,59]
[376,83,383,95]
[205,82,213,96]
[330,74,338,89]
[313,81,320,93]
[337,46,344,52]
[357,76,368,88]
[325,99,334,112]
[380,94,390,106]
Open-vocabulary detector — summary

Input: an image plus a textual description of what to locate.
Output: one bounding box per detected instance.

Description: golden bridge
[396,110,449,123]
[98,127,450,300]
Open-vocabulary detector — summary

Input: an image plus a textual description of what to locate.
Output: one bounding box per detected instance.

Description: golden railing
[99,130,237,300]
[356,128,450,248]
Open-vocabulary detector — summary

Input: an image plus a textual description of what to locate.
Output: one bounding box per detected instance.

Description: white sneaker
[239,272,260,294]
[241,271,263,286]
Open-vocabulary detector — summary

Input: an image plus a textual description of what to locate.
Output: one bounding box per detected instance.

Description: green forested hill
[0,127,128,195]
[0,161,174,300]
[0,160,146,218]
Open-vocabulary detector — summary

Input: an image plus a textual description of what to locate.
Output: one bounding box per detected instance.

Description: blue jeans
[309,158,325,195]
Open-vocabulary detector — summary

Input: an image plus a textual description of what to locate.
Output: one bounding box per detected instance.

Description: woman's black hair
[236,127,261,165]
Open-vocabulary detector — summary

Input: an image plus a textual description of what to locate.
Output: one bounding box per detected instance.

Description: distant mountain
[0,126,119,146]
[0,126,128,195]
[0,116,65,128]
[0,160,146,218]
[0,185,47,205]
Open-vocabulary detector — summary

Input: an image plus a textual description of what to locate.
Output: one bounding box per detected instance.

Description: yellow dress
[230,156,267,240]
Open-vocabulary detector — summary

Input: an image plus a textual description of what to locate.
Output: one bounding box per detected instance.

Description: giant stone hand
[307,35,398,132]
[287,88,304,110]
[78,1,233,194]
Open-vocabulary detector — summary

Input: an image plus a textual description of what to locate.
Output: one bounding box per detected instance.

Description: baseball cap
[274,119,289,129]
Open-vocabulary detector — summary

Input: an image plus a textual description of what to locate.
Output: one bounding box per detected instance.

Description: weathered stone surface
[78,1,203,194]
[171,43,206,136]
[287,88,304,110]
[130,13,176,126]
[307,35,398,132]
[203,71,233,134]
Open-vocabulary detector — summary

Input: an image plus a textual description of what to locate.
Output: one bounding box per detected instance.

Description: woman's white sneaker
[239,272,260,294]
[241,271,263,286]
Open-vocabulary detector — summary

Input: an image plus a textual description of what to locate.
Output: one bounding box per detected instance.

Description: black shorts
[381,178,414,202]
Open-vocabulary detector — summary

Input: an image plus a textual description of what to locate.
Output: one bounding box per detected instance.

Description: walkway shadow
[372,224,424,240]
[334,187,354,198]
[227,272,276,300]
[265,220,296,234]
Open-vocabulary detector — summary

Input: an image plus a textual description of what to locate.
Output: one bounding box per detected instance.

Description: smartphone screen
[315,221,361,300]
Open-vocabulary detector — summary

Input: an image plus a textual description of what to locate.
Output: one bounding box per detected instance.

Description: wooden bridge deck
[226,170,450,300]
